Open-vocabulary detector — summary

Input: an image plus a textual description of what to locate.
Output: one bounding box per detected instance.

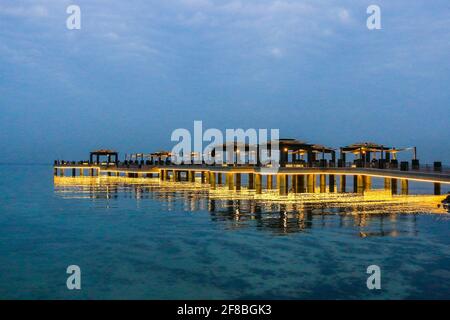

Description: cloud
[0,4,48,18]
[1,0,449,78]
[269,47,284,58]
[0,0,449,164]
[179,0,212,9]
[104,32,120,41]
[337,8,351,24]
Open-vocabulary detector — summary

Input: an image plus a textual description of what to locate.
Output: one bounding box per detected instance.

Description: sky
[0,0,449,163]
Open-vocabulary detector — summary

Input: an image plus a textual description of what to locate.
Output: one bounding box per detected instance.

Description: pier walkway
[54,161,450,196]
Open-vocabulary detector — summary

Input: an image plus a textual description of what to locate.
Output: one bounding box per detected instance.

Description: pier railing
[53,159,450,174]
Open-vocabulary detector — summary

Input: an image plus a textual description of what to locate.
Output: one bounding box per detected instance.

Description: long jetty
[53,141,450,196]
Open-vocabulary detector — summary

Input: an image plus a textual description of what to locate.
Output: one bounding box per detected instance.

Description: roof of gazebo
[90,149,117,155]
[341,142,391,152]
[276,138,308,145]
[213,142,256,151]
[310,144,335,153]
[150,151,172,156]
[267,139,335,153]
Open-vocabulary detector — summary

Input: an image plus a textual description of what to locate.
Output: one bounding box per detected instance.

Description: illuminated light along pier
[54,140,450,196]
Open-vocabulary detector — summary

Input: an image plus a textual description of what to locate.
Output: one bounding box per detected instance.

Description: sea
[0,164,449,299]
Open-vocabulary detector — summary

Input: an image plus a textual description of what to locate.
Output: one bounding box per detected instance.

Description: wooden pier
[54,143,450,196]
[54,163,450,196]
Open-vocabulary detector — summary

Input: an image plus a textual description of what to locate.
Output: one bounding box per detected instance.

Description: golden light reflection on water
[54,176,447,212]
[53,175,450,237]
[54,175,449,238]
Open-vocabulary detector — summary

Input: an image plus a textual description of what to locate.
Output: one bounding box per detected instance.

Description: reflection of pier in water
[54,176,446,237]
[207,199,421,236]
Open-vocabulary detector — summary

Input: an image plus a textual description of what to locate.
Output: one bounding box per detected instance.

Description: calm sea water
[0,164,449,299]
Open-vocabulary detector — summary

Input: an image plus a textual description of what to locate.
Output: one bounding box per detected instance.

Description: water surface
[0,165,449,299]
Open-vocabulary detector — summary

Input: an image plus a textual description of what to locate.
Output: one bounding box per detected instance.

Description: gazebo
[210,139,336,167]
[90,149,118,164]
[340,142,418,168]
[340,142,398,162]
[210,141,257,165]
[268,139,336,167]
[150,151,172,165]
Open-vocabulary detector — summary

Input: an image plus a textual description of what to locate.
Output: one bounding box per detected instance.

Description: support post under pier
[248,173,255,190]
[235,173,241,191]
[297,175,306,193]
[227,173,234,190]
[292,175,298,193]
[320,174,326,193]
[434,183,441,195]
[329,175,335,193]
[354,175,364,194]
[201,171,206,183]
[401,179,409,195]
[255,174,262,194]
[278,174,287,196]
[339,175,346,193]
[307,174,315,193]
[209,172,216,189]
[391,178,398,195]
[384,178,391,190]
[266,175,273,190]
[189,171,195,182]
[363,176,371,192]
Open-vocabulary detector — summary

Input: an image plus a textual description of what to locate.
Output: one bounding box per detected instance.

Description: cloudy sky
[0,0,449,163]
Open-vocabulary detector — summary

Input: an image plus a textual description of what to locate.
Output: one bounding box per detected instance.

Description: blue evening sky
[0,0,449,163]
